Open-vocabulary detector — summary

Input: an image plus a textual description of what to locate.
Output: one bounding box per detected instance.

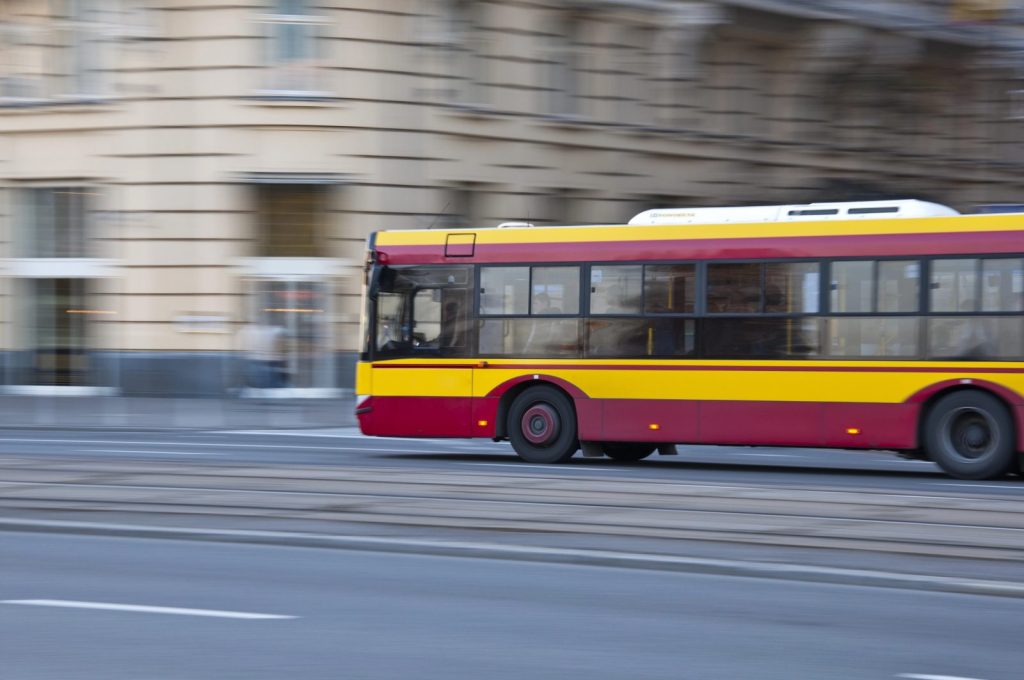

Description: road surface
[3,532,1021,680]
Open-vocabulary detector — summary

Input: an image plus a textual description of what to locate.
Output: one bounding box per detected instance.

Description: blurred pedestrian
[238,321,288,389]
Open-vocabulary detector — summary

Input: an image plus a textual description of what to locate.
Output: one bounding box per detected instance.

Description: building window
[547,14,579,116]
[259,0,326,95]
[17,187,92,258]
[1,0,111,102]
[620,25,654,126]
[57,0,109,98]
[446,0,486,105]
[0,20,37,99]
[444,184,483,229]
[254,184,330,257]
[542,190,576,226]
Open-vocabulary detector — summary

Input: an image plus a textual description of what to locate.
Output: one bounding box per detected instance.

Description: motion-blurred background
[0,0,1021,399]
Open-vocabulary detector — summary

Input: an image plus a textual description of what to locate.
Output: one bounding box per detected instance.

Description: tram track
[3,455,1024,561]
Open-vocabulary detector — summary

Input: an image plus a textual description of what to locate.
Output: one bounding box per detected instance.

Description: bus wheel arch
[504,384,580,464]
[491,377,587,440]
[494,382,531,440]
[918,386,1018,480]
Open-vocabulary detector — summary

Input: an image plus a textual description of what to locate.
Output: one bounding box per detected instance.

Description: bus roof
[372,206,1024,265]
[627,200,958,226]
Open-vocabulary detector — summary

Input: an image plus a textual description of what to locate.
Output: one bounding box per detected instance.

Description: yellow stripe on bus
[362,361,1024,404]
[374,214,1024,247]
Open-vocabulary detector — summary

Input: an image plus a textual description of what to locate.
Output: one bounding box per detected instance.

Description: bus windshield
[372,265,472,358]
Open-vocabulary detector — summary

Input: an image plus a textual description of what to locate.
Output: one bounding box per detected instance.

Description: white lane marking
[225,429,368,438]
[933,483,1024,491]
[0,437,497,455]
[223,431,516,453]
[468,462,618,472]
[4,441,484,456]
[0,438,347,450]
[1,599,296,620]
[3,521,1024,600]
[0,480,593,508]
[898,674,990,680]
[878,460,934,465]
[225,429,509,447]
[77,449,212,456]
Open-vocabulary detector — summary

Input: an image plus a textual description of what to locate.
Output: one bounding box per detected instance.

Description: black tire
[602,442,656,462]
[923,391,1016,480]
[507,386,578,464]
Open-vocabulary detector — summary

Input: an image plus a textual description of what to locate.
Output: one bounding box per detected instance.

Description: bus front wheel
[602,442,656,462]
[508,386,578,464]
[924,391,1017,480]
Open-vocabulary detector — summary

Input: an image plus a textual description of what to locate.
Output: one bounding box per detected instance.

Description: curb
[4,518,1023,599]
[0,425,357,432]
[0,396,357,432]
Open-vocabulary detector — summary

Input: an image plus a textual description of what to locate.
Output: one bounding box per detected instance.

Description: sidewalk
[0,394,358,430]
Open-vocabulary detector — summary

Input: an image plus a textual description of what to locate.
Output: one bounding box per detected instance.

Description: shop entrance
[243,279,333,393]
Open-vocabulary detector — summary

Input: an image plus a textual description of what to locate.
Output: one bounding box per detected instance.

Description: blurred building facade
[0,0,1022,396]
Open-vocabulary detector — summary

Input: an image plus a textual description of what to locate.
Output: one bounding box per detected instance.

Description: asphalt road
[1,425,1022,496]
[3,532,1022,680]
[3,426,1024,581]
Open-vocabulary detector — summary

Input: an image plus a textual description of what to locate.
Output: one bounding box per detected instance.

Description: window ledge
[534,115,672,134]
[619,123,684,138]
[3,385,118,397]
[444,102,504,119]
[235,257,355,279]
[244,92,340,107]
[535,113,591,130]
[0,96,116,113]
[4,258,119,278]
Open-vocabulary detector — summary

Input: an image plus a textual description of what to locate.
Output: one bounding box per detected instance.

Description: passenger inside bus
[434,299,466,350]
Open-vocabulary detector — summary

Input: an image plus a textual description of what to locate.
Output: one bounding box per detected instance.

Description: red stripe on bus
[357,395,474,438]
[357,395,922,449]
[378,229,1024,264]
[602,399,918,449]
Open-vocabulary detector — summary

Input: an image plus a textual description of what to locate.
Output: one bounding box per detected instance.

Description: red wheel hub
[521,403,559,445]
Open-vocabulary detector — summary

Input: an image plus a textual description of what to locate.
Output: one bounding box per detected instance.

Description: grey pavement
[3,417,1022,600]
[3,532,1022,680]
[5,443,1024,591]
[0,393,358,430]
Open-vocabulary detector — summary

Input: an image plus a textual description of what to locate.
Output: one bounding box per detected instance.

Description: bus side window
[707,263,761,313]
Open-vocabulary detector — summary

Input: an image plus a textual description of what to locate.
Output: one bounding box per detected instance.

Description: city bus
[355,200,1024,480]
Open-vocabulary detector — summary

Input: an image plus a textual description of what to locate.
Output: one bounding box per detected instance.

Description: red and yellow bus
[355,200,1024,480]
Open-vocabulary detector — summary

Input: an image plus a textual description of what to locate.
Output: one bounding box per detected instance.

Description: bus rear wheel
[924,390,1016,480]
[602,442,656,462]
[508,386,578,464]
